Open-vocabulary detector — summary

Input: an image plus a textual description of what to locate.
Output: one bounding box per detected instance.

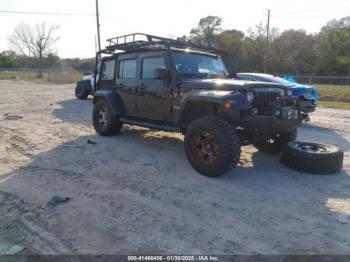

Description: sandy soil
[0,80,349,255]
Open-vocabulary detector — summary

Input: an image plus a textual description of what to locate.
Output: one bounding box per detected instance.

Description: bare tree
[8,22,60,77]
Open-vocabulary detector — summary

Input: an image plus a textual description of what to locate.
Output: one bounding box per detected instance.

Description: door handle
[118,83,125,88]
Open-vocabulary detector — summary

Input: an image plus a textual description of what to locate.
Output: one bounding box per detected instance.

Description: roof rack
[101,33,217,54]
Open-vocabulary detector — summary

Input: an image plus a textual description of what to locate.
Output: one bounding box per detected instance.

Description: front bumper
[240,115,303,134]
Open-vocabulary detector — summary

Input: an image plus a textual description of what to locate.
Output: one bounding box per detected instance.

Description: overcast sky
[0,0,349,58]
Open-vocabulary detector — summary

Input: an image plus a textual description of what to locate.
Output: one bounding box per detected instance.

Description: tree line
[1,16,349,76]
[184,15,350,76]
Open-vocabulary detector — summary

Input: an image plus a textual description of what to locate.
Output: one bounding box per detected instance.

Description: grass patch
[318,101,350,110]
[313,84,350,110]
[315,84,350,103]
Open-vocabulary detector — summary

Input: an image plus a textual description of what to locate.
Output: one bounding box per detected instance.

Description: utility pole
[264,9,270,73]
[95,0,101,53]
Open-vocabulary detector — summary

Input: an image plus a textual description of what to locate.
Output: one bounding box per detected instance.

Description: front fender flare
[175,90,252,127]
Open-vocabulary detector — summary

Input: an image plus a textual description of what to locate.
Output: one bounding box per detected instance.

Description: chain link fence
[287,75,350,86]
[1,67,350,86]
[0,67,84,84]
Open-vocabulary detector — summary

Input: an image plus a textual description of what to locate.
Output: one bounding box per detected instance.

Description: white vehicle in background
[75,64,100,99]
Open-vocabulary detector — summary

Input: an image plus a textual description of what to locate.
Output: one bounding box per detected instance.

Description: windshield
[172,51,228,78]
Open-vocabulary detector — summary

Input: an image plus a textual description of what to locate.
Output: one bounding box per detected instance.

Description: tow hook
[302,113,310,122]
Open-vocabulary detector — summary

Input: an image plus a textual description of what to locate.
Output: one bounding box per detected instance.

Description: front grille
[252,88,283,114]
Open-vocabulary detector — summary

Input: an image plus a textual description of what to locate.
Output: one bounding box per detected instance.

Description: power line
[273,13,349,20]
[276,6,350,15]
[0,10,95,16]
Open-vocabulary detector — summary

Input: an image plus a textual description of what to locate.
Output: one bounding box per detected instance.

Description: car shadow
[53,99,93,126]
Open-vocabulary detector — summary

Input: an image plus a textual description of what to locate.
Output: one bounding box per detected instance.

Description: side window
[142,57,166,79]
[101,60,116,80]
[118,59,137,79]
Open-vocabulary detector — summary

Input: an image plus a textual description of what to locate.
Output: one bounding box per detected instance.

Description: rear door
[115,54,138,117]
[135,52,172,122]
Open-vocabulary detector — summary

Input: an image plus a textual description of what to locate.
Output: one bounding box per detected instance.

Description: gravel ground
[0,80,349,255]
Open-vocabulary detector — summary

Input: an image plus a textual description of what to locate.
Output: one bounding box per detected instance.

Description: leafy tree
[189,16,222,47]
[269,30,316,75]
[0,51,20,68]
[240,23,267,72]
[215,30,245,70]
[315,17,350,75]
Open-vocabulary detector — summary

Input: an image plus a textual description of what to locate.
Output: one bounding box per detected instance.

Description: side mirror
[154,68,169,80]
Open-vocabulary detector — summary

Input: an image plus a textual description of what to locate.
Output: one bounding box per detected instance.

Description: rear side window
[101,60,116,80]
[142,57,166,79]
[118,59,137,79]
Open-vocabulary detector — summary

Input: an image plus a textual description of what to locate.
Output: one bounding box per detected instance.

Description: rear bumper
[241,115,303,133]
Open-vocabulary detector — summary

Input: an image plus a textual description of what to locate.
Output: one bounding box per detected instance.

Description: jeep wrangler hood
[183,79,288,91]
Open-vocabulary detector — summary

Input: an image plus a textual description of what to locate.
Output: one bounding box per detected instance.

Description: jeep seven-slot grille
[252,88,283,114]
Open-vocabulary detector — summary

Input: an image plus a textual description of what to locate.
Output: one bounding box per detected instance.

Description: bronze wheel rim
[193,131,219,163]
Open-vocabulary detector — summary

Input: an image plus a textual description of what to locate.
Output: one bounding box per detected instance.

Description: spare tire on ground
[281,141,344,175]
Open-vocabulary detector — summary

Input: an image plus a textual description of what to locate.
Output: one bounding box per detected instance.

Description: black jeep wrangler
[92,33,307,177]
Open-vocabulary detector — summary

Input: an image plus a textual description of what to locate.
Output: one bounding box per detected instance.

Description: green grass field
[315,84,350,110]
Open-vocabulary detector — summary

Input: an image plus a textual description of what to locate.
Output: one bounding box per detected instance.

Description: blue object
[237,73,318,104]
[283,75,296,83]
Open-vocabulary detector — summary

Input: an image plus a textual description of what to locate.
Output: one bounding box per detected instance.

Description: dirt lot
[0,80,350,255]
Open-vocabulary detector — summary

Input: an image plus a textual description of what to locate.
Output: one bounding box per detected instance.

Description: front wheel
[184,116,241,177]
[92,99,123,136]
[254,129,297,154]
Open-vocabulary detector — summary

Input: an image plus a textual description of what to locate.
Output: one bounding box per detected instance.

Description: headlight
[246,90,254,103]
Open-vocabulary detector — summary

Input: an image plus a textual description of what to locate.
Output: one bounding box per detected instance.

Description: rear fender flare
[93,90,125,116]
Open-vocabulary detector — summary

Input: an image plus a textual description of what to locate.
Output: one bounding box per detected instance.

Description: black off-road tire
[184,116,241,177]
[254,129,297,154]
[92,99,123,136]
[75,82,89,99]
[281,141,343,175]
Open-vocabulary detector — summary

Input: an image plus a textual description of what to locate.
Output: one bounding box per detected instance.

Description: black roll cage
[94,33,237,88]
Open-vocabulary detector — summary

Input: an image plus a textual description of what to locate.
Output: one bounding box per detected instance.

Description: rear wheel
[92,99,123,136]
[184,116,241,177]
[75,82,89,99]
[254,129,297,154]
